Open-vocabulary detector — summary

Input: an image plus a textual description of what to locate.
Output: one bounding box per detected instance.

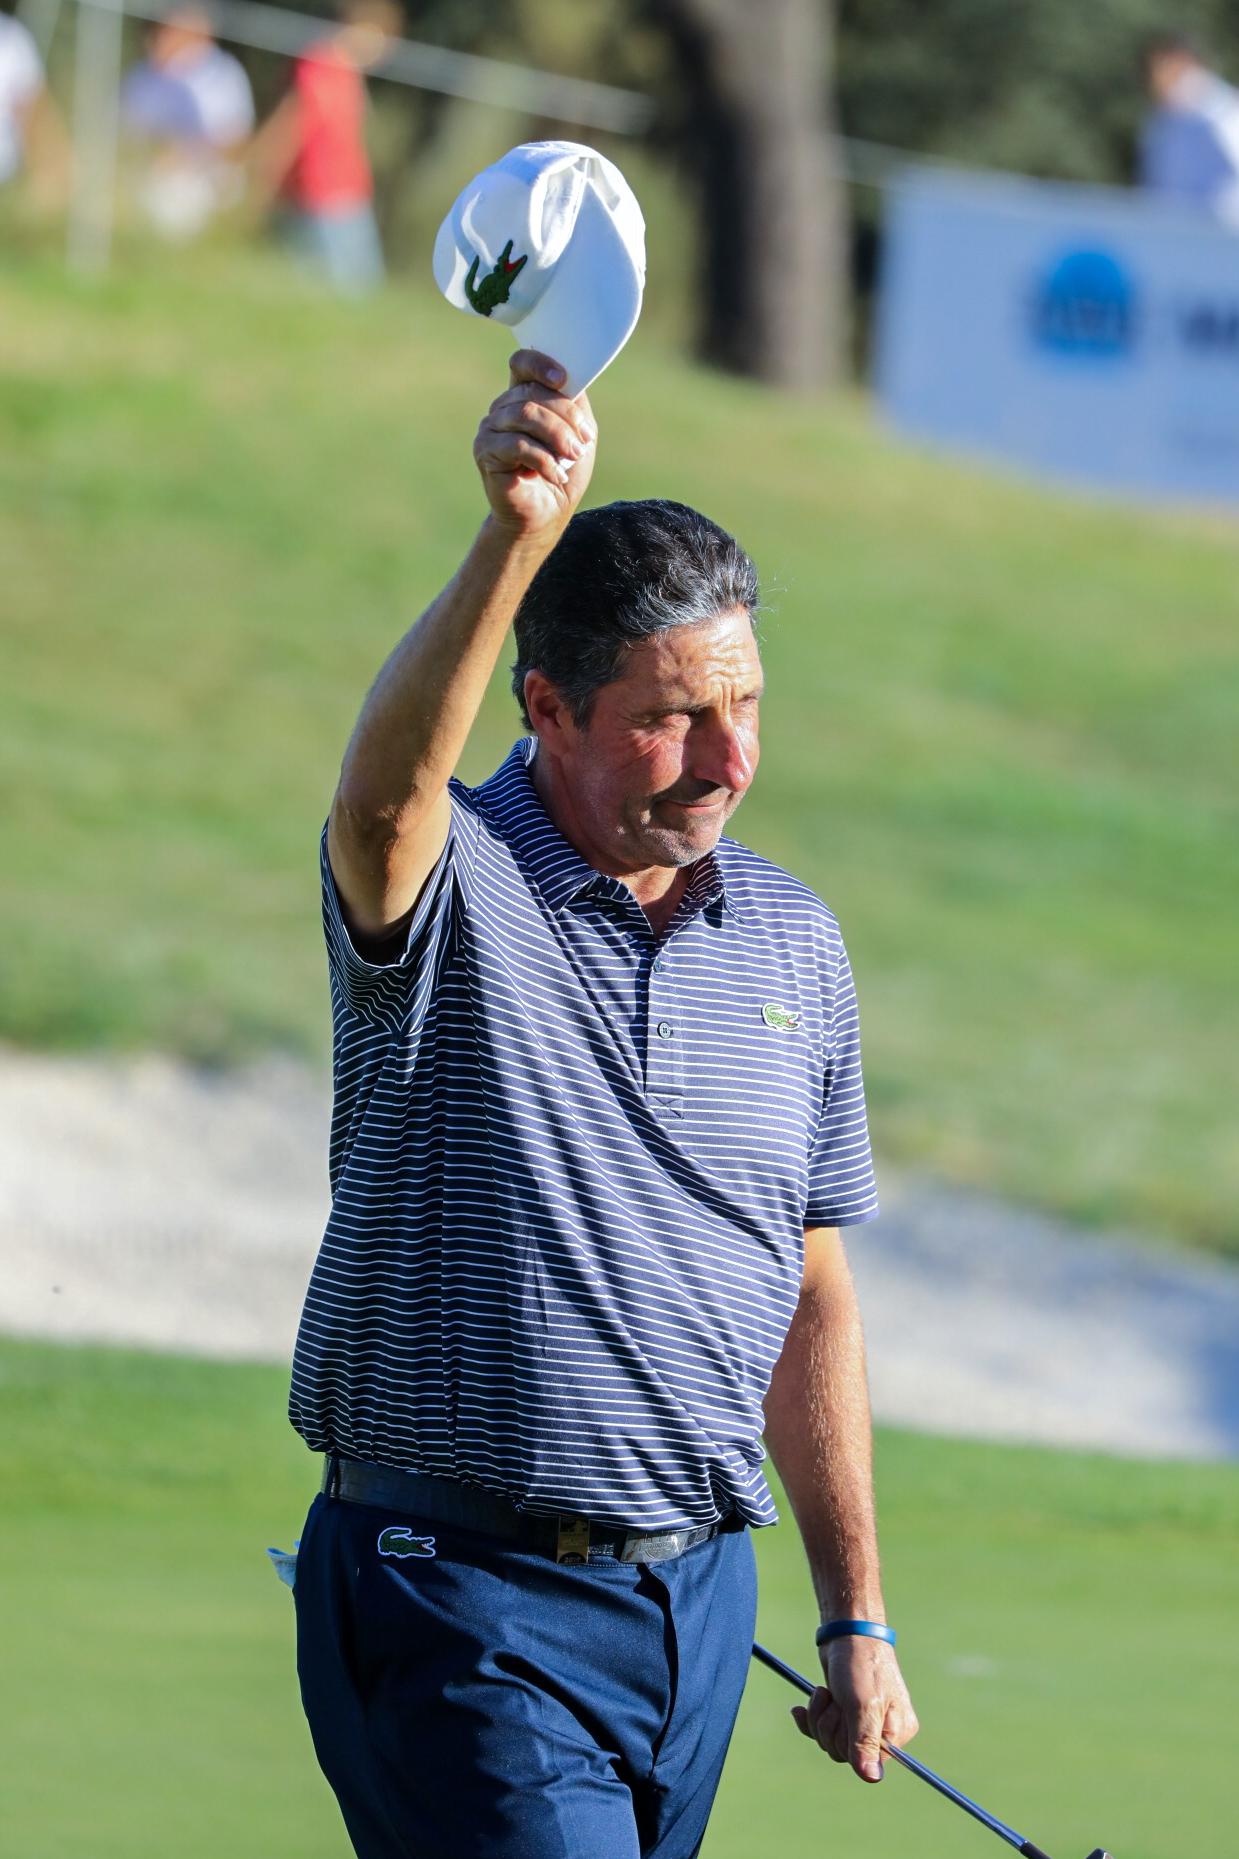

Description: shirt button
[656,1020,674,1039]
[652,958,665,973]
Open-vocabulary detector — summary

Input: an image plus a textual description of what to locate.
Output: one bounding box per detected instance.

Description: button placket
[646,943,685,1117]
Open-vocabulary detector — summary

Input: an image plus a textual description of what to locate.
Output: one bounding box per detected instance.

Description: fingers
[489,396,588,465]
[820,1694,850,1766]
[507,348,567,391]
[477,369,596,498]
[493,378,595,444]
[790,1688,851,1765]
[475,430,569,488]
[792,1655,920,1789]
[882,1695,921,1751]
[474,354,597,532]
[504,354,596,442]
[849,1697,886,1784]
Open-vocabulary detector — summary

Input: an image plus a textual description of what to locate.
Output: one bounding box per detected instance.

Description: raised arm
[328,351,596,939]
[763,1225,919,1782]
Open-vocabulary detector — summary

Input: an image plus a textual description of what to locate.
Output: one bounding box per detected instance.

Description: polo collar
[477,739,747,924]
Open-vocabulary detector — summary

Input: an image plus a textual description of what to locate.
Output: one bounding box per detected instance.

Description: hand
[791,1637,919,1783]
[473,350,597,541]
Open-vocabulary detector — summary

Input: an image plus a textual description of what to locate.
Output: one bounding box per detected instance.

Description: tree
[653,0,849,389]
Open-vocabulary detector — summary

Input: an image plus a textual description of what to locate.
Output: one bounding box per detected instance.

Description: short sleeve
[804,938,879,1228]
[320,789,479,1029]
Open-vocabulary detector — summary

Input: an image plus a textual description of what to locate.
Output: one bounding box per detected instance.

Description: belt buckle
[554,1514,592,1564]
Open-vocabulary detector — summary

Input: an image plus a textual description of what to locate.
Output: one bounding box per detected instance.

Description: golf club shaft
[750,1643,1053,1859]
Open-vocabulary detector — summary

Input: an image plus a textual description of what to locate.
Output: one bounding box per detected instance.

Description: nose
[692,713,756,795]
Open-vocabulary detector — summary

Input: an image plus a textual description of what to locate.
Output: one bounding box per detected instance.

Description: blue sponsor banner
[875,166,1239,502]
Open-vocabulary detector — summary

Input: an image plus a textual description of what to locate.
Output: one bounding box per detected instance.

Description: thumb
[851,1704,885,1784]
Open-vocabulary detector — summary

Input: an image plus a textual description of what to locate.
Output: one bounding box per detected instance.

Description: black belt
[322,1455,739,1565]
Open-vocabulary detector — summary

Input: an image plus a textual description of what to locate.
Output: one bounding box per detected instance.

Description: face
[153,12,211,61]
[338,23,394,69]
[530,608,763,874]
[1147,49,1193,103]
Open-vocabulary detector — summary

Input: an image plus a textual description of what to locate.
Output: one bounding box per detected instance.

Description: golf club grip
[1018,1845,1054,1859]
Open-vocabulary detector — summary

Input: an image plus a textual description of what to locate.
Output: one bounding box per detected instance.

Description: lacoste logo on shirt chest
[761,1002,801,1031]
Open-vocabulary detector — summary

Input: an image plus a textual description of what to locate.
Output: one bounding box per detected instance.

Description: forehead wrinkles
[626,614,761,704]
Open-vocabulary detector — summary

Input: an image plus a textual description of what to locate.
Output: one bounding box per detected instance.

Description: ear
[523,671,578,757]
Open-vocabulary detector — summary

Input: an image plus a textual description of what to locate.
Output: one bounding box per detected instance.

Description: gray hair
[510,499,759,728]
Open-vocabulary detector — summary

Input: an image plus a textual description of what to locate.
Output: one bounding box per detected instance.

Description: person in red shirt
[250,0,401,292]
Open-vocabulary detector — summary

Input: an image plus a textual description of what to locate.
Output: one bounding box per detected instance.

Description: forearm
[328,518,556,934]
[328,351,592,935]
[335,518,553,831]
[763,1232,884,1624]
[246,96,302,208]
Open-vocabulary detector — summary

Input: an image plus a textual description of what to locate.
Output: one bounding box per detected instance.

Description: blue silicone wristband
[815,1619,897,1648]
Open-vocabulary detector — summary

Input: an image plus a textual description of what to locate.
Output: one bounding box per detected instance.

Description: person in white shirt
[1140,30,1239,230]
[122,3,255,237]
[0,11,48,185]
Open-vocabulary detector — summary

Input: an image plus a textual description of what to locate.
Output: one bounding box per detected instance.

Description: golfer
[289,349,918,1858]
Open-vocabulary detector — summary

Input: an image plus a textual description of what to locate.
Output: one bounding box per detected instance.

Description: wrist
[478,511,568,565]
[815,1590,886,1628]
[816,1618,897,1649]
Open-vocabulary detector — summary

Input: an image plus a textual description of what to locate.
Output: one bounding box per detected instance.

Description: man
[289,349,918,1858]
[122,3,254,151]
[0,8,67,204]
[1139,30,1239,230]
[248,0,400,294]
[122,4,254,239]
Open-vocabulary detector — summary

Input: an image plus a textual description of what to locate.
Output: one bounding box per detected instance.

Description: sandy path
[3,1049,1236,1460]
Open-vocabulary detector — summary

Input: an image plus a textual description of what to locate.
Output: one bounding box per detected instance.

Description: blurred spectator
[122,3,254,239]
[249,0,401,294]
[0,8,68,203]
[1139,31,1239,230]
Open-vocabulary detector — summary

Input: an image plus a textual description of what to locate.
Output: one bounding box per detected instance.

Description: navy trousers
[294,1491,759,1859]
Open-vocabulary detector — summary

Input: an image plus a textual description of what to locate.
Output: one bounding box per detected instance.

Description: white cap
[433,140,646,396]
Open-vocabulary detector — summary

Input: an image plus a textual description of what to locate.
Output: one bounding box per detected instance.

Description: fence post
[66,0,124,275]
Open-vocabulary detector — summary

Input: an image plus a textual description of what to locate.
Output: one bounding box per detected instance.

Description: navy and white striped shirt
[290,740,878,1530]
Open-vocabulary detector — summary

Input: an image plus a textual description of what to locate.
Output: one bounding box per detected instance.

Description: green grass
[1,246,1236,1250]
[3,1337,1236,1858]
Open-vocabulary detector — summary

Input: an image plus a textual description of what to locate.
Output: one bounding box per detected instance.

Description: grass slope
[1,250,1236,1250]
[2,1339,1235,1859]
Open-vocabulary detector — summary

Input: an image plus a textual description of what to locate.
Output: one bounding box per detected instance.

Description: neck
[529,744,689,928]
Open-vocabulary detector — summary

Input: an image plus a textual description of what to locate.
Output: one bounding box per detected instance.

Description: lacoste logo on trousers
[378,1526,437,1558]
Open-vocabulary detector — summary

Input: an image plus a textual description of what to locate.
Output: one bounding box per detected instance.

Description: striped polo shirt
[289,739,878,1531]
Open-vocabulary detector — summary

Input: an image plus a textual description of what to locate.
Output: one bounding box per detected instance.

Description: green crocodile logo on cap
[377,1526,436,1558]
[761,1002,801,1031]
[464,239,528,316]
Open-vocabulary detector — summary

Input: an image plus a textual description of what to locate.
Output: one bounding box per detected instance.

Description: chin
[639,819,724,867]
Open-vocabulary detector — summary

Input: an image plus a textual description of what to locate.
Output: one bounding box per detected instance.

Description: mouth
[657,791,729,815]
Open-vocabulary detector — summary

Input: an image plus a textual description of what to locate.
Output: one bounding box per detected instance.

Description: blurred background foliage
[4,0,1236,1253]
[33,0,1239,375]
[837,0,1236,181]
[252,0,1239,369]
